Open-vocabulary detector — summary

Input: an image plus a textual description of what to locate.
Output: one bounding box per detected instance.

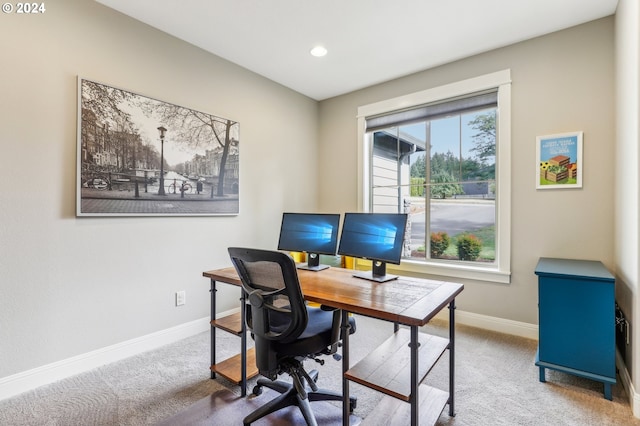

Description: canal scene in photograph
[77,78,239,216]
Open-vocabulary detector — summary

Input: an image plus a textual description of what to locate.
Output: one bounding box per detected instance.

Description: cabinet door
[539,276,615,378]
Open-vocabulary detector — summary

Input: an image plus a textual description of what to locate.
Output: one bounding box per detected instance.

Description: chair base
[244,369,357,426]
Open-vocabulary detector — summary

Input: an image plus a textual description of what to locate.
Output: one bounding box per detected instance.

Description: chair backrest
[228,247,309,375]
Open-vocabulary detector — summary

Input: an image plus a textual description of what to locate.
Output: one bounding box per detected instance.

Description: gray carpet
[0,315,638,425]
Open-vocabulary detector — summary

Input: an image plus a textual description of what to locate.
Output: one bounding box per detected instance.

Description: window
[357,70,511,283]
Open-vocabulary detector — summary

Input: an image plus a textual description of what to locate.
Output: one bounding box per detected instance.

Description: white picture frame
[536,131,583,190]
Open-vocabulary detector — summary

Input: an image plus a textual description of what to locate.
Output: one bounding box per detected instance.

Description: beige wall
[318,17,615,325]
[0,0,318,378]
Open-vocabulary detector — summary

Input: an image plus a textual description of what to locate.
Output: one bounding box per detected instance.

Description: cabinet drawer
[538,276,614,377]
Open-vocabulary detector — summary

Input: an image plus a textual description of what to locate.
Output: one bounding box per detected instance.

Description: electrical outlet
[176,291,186,306]
[626,320,630,345]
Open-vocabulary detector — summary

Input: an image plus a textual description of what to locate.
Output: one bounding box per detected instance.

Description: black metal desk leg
[410,325,419,426]
[449,299,456,417]
[341,310,351,426]
[240,290,247,397]
[210,279,217,379]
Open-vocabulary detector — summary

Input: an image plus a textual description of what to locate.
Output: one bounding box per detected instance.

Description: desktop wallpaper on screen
[338,213,407,264]
[277,213,340,256]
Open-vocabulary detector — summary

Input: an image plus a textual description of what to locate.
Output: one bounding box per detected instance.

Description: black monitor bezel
[277,212,341,257]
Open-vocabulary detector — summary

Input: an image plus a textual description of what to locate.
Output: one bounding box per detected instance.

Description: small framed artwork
[536,131,583,189]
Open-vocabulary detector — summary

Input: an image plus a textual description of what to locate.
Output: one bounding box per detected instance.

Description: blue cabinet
[534,257,616,400]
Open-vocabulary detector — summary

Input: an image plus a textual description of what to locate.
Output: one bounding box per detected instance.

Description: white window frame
[356,70,511,283]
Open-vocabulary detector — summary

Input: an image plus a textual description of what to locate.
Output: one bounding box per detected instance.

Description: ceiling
[95,0,618,101]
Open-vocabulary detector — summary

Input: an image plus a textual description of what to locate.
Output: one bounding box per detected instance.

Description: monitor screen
[277,213,341,257]
[337,213,408,265]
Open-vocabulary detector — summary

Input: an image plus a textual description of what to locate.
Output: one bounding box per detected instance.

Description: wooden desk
[203,266,463,426]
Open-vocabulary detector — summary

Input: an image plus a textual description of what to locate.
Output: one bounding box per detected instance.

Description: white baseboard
[616,350,640,418]
[434,308,539,340]
[0,315,215,401]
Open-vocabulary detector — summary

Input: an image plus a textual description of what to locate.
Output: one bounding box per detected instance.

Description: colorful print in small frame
[536,131,583,189]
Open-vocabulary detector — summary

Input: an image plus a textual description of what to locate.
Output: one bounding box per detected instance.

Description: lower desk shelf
[346,328,450,426]
[360,384,449,426]
[211,311,244,335]
[210,311,259,385]
[345,328,449,401]
[211,347,258,384]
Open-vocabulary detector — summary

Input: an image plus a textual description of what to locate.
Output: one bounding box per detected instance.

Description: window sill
[388,259,511,284]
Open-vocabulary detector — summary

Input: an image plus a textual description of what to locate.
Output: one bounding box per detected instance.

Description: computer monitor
[337,212,408,282]
[277,212,341,271]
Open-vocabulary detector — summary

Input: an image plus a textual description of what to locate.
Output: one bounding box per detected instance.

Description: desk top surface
[204,266,463,326]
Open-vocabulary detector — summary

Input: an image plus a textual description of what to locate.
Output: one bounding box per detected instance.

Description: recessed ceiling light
[310,46,328,57]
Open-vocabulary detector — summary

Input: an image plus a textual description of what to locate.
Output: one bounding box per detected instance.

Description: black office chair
[228,247,356,426]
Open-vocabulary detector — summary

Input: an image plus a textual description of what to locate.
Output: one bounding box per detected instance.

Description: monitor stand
[296,253,330,271]
[353,261,398,282]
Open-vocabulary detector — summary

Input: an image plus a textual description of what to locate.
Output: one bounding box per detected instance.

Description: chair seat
[274,306,356,357]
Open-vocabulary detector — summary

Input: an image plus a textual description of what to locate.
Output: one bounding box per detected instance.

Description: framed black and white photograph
[77,77,239,216]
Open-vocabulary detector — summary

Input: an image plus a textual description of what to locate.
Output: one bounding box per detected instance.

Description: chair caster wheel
[349,397,357,413]
[252,385,263,396]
